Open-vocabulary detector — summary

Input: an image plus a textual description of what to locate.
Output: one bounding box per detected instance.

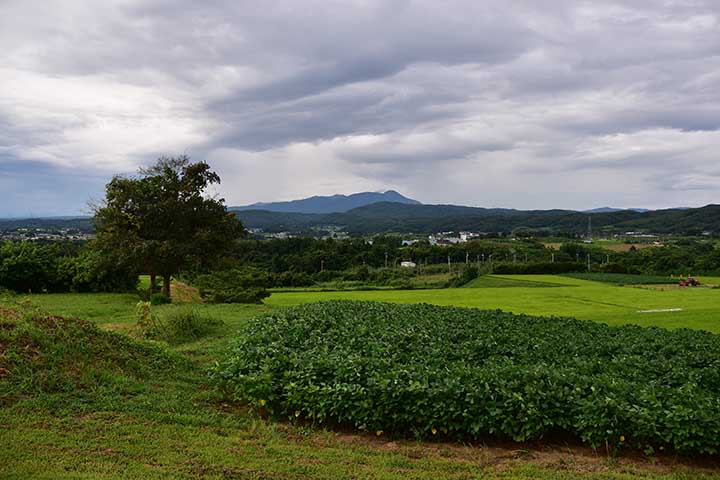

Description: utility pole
[587,253,591,272]
[448,255,451,273]
[466,252,469,264]
[385,252,388,268]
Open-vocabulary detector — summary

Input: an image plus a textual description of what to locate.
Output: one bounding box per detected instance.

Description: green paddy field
[267,274,720,333]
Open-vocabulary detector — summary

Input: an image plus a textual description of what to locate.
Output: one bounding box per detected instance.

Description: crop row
[214,300,720,455]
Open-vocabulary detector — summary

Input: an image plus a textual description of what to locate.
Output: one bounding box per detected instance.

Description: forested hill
[2,203,719,235]
[234,202,720,235]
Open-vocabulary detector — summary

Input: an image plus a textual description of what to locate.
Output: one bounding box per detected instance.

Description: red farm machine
[678,276,701,287]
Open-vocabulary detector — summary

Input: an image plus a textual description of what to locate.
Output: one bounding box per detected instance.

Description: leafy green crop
[215,301,720,455]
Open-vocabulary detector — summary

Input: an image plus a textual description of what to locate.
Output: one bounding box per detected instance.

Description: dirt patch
[284,427,720,476]
[33,314,86,331]
[0,321,16,332]
[171,281,203,304]
[0,306,20,321]
[103,323,131,333]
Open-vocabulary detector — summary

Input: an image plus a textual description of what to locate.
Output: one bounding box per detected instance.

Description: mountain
[3,202,718,237]
[234,202,720,235]
[584,207,651,213]
[230,190,420,214]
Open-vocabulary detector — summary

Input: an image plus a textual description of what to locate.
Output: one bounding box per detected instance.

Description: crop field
[267,275,720,333]
[217,301,720,454]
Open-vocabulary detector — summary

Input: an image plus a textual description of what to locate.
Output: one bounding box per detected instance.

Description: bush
[150,293,171,305]
[274,271,314,287]
[134,302,221,344]
[160,306,222,343]
[447,266,479,287]
[195,268,270,304]
[214,301,720,455]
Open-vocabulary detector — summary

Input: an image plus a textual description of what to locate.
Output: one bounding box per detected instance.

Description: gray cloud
[2,0,720,215]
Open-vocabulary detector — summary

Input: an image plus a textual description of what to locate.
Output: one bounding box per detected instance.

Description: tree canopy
[93,156,244,298]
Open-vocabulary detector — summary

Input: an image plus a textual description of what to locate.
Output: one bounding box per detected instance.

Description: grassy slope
[268,275,720,333]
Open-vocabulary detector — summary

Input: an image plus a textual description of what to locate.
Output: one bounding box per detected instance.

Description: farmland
[267,275,720,333]
[3,274,720,479]
[217,301,720,454]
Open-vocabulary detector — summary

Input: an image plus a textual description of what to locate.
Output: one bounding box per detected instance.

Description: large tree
[93,156,244,298]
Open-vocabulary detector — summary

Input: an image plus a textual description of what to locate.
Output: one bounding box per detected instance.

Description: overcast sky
[2,0,720,216]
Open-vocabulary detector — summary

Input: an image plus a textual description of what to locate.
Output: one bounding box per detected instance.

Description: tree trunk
[162,275,171,299]
[150,272,157,294]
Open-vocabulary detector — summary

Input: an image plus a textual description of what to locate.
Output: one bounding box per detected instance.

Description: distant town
[0,227,93,242]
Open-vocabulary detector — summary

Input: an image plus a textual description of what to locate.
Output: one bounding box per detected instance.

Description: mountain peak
[230,191,421,214]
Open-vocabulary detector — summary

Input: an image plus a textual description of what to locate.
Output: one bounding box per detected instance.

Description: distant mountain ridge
[230,190,420,214]
[234,202,720,235]
[3,196,718,236]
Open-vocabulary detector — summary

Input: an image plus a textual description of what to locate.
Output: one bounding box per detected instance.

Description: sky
[2,0,720,217]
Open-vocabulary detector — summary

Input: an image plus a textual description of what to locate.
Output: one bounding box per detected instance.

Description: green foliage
[215,301,720,455]
[447,265,479,287]
[150,292,172,305]
[0,241,137,294]
[134,302,222,343]
[0,305,182,402]
[134,301,165,339]
[195,268,271,304]
[159,306,223,343]
[0,241,58,293]
[58,249,139,293]
[93,155,244,297]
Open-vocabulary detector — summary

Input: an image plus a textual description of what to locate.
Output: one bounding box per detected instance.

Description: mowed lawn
[267,275,720,333]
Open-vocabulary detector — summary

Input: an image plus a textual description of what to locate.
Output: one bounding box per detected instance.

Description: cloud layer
[2,0,720,215]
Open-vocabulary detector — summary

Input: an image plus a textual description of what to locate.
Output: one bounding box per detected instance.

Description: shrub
[134,301,164,339]
[274,271,314,287]
[134,302,221,344]
[150,293,172,305]
[447,265,478,287]
[195,268,270,304]
[215,301,720,455]
[160,306,222,343]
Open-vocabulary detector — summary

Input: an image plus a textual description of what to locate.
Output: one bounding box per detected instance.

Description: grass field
[267,275,720,333]
[3,275,720,478]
